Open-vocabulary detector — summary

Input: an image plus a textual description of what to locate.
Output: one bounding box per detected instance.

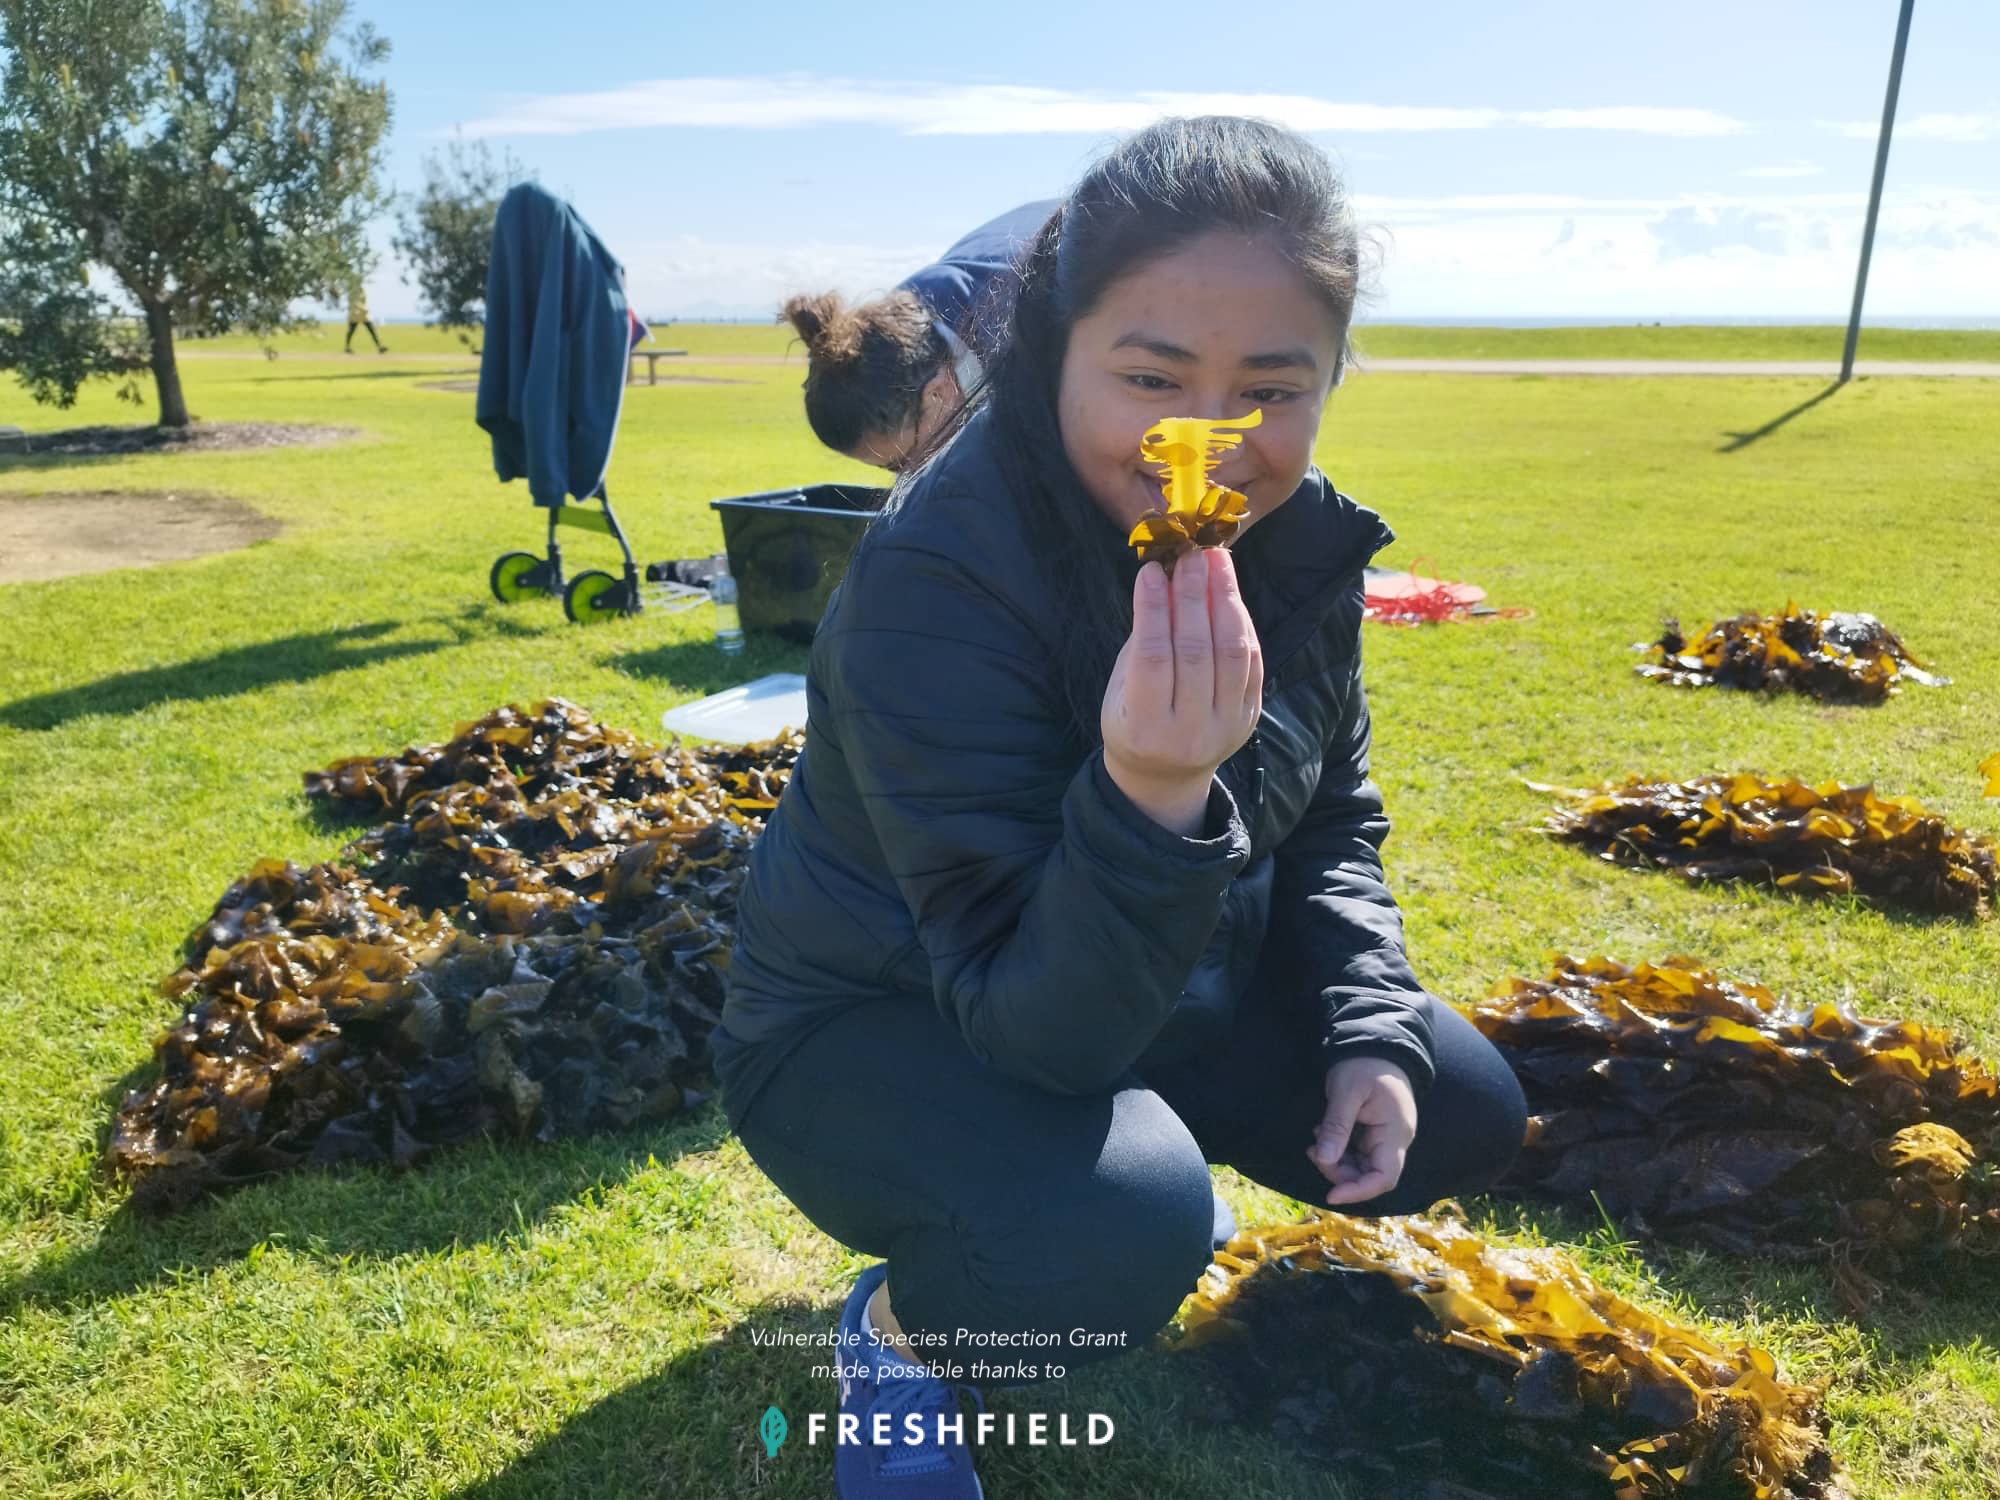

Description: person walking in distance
[345,281,386,354]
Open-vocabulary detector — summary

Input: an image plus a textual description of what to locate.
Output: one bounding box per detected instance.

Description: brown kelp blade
[1171,1208,1846,1499]
[107,699,801,1211]
[1127,489,1250,570]
[1462,955,2000,1305]
[1534,771,1999,918]
[1635,604,1947,702]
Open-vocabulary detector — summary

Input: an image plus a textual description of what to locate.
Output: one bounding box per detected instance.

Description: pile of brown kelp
[1173,1209,1846,1499]
[1466,956,2000,1305]
[1636,605,1947,702]
[1536,771,1998,917]
[107,699,801,1212]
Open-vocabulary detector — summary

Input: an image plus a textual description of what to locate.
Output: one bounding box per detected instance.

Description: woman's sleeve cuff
[1084,752,1254,867]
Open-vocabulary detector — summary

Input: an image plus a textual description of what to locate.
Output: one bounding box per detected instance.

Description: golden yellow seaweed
[107,700,801,1211]
[1635,603,1947,702]
[1982,753,2000,798]
[1127,409,1263,568]
[1533,771,1998,918]
[1171,1207,1845,1498]
[1464,955,2000,1306]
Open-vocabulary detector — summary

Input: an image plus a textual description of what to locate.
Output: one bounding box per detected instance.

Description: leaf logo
[759,1405,788,1458]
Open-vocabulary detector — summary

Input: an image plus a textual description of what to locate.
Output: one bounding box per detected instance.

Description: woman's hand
[1309,1057,1418,1206]
[1100,548,1263,835]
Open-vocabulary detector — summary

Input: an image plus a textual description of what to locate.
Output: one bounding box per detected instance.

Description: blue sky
[345,0,2000,322]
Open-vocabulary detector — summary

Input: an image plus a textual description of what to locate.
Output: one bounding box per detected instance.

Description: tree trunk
[144,302,190,428]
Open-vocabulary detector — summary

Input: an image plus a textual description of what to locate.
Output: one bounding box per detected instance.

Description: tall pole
[1841,0,1916,382]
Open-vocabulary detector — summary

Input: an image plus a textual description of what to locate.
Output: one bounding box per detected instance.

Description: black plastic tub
[709,482,889,644]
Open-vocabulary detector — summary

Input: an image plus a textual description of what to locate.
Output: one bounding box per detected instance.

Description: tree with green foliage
[0,0,392,428]
[392,138,530,347]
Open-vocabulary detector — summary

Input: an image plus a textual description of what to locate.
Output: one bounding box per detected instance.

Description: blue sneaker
[835,1263,986,1497]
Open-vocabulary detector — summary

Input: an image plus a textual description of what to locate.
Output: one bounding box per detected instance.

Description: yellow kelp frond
[108,700,800,1212]
[1463,955,2000,1306]
[1170,1206,1845,1498]
[1532,770,1999,917]
[1636,603,1948,702]
[1127,409,1263,569]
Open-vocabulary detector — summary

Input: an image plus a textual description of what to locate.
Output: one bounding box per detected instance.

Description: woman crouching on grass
[712,115,1527,1499]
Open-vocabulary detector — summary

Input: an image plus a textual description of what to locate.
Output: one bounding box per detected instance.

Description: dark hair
[892,114,1367,750]
[781,290,949,454]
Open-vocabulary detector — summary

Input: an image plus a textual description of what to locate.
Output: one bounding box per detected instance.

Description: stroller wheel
[563,569,625,624]
[490,551,549,603]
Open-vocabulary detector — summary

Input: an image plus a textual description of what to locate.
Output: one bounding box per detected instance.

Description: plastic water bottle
[712,570,744,654]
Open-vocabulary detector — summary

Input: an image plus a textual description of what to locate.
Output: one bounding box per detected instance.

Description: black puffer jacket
[714,406,1435,1120]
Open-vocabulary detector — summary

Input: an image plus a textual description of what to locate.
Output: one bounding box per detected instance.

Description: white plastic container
[660,673,809,745]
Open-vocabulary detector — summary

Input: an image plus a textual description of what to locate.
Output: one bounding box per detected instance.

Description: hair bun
[781,292,861,364]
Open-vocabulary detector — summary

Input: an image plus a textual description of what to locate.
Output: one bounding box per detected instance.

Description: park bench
[628,348,690,384]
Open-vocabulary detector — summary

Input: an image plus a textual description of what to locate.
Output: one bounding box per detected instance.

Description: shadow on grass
[259,368,480,384]
[443,1293,1346,1500]
[0,620,434,729]
[1716,382,1844,453]
[0,1105,732,1319]
[606,637,810,706]
[442,1244,1635,1500]
[1477,1195,2000,1349]
[1553,853,1985,930]
[0,604,550,731]
[0,449,143,476]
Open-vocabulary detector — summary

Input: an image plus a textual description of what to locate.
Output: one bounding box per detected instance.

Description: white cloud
[457,76,1745,140]
[357,183,2000,321]
[1510,107,1743,136]
[617,232,942,321]
[1351,187,2000,317]
[1822,112,2000,142]
[596,188,2000,320]
[1739,162,1824,179]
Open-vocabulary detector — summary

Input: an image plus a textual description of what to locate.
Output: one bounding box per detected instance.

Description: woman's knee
[939,1086,1214,1349]
[1420,1000,1529,1195]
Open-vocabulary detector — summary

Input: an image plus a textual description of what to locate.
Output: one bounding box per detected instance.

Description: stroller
[474,182,708,625]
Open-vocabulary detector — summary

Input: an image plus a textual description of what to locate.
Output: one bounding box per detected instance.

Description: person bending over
[781,198,1055,472]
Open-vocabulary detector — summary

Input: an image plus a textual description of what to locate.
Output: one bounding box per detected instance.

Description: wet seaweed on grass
[106,700,801,1212]
[1534,772,1999,918]
[1635,605,1947,703]
[1465,956,2000,1307]
[1171,1207,1847,1499]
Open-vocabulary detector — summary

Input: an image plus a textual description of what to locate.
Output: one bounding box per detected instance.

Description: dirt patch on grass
[0,490,283,583]
[419,376,747,393]
[0,422,359,457]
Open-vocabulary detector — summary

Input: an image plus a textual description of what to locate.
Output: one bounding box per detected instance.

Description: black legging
[726,942,1527,1392]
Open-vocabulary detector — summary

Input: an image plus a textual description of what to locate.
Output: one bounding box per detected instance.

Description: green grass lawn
[1353,322,2000,363]
[3,334,1999,1497]
[169,317,2000,365]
